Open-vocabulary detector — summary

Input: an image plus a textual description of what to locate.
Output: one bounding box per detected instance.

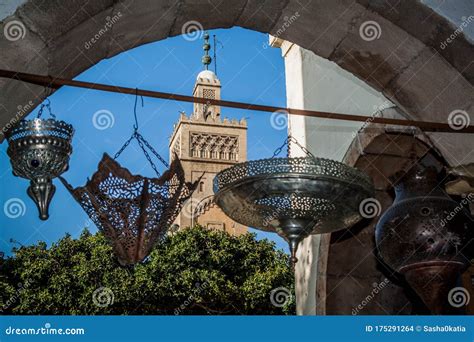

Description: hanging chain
[113,90,168,177]
[288,136,317,159]
[136,132,169,168]
[36,99,56,119]
[271,135,317,159]
[287,136,291,157]
[113,132,168,177]
[135,133,161,177]
[114,134,135,160]
[272,137,289,158]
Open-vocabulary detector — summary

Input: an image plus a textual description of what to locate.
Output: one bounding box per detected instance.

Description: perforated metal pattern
[7,118,74,141]
[214,157,373,193]
[376,165,474,272]
[61,154,199,266]
[213,157,374,236]
[6,118,74,180]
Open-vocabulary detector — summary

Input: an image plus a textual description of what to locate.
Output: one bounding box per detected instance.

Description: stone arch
[0,0,473,164]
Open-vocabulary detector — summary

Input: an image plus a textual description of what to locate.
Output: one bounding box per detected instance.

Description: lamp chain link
[36,99,56,119]
[271,135,316,159]
[113,90,169,177]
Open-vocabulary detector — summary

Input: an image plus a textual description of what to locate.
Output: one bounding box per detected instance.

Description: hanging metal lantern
[213,137,375,265]
[375,163,474,313]
[60,153,198,266]
[59,95,199,265]
[6,102,74,220]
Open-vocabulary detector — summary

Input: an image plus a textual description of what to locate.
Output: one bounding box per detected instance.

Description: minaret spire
[201,32,212,70]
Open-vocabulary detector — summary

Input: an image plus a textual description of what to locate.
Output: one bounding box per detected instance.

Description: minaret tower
[169,32,247,235]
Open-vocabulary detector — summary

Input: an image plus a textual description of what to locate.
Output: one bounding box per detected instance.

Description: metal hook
[114,91,167,175]
[133,88,144,131]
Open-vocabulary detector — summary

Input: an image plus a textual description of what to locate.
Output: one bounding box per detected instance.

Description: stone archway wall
[0,0,473,166]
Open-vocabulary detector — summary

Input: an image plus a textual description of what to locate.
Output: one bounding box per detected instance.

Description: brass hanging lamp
[213,136,375,266]
[6,99,74,220]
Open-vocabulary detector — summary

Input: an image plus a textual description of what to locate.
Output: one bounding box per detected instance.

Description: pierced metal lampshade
[376,164,474,313]
[60,154,198,266]
[214,157,375,264]
[6,118,74,220]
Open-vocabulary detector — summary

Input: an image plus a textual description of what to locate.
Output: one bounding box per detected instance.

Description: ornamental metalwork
[60,154,198,266]
[6,115,74,220]
[214,151,375,265]
[376,163,474,314]
[59,93,200,266]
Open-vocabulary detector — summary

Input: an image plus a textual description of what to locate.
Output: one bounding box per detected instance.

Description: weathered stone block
[49,8,115,78]
[273,0,366,59]
[330,9,425,92]
[237,0,287,33]
[17,0,114,43]
[169,0,248,38]
[107,0,180,58]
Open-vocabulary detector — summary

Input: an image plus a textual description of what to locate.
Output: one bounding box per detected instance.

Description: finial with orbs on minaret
[193,31,221,121]
[201,32,212,70]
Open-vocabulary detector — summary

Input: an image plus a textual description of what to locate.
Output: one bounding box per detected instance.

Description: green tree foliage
[0,226,295,315]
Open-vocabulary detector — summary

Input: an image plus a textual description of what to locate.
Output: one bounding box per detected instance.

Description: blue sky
[0,27,289,255]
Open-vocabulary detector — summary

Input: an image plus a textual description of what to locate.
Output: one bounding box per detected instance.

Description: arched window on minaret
[211,145,218,159]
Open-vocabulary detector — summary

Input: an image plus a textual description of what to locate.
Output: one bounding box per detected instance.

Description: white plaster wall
[272,37,391,315]
[299,49,391,160]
